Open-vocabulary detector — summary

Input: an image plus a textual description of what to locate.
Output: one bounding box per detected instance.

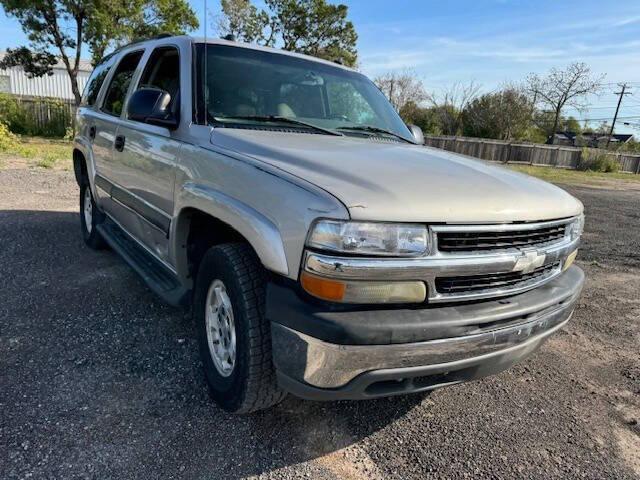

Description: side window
[136,46,180,115]
[102,51,143,117]
[80,56,114,106]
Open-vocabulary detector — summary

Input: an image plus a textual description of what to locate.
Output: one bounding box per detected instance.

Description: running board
[97,219,189,307]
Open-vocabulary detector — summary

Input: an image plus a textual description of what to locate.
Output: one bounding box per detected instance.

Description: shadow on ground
[1,210,427,479]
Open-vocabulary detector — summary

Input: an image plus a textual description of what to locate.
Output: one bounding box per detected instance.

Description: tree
[427,81,480,135]
[215,0,271,44]
[374,69,427,112]
[525,62,603,144]
[462,87,534,140]
[0,0,198,105]
[87,0,200,64]
[215,0,358,67]
[399,102,441,134]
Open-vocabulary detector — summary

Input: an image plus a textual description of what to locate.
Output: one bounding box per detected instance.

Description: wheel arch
[72,148,87,185]
[172,183,289,284]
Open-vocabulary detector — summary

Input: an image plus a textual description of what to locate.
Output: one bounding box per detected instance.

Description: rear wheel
[194,243,286,413]
[79,180,107,250]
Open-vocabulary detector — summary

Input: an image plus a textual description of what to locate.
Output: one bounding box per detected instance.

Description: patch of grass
[506,164,640,186]
[36,152,61,169]
[0,126,71,169]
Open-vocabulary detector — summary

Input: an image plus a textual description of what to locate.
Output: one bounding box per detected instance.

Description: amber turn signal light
[300,271,346,302]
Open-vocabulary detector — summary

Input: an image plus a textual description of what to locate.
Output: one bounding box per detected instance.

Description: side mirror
[128,88,179,130]
[408,124,424,144]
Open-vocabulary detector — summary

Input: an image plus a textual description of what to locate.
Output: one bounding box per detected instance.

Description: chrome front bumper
[271,266,583,399]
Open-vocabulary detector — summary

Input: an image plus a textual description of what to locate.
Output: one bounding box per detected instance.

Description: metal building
[0,51,92,101]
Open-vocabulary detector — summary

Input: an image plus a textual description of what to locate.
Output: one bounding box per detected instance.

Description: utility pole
[607,83,631,148]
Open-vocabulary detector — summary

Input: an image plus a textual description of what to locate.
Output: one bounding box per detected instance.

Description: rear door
[108,45,183,263]
[93,49,146,236]
[77,54,117,205]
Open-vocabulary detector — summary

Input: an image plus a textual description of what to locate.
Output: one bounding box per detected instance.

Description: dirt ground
[1,166,638,479]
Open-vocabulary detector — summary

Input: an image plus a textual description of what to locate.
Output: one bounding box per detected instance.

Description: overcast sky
[2,0,640,132]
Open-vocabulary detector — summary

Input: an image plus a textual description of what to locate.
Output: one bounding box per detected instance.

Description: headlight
[568,214,584,241]
[306,220,429,256]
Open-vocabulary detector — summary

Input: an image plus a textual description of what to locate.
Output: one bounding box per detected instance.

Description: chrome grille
[437,225,567,252]
[436,222,569,253]
[435,262,561,296]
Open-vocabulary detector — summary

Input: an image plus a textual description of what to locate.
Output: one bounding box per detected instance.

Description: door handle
[114,135,125,152]
[89,125,96,140]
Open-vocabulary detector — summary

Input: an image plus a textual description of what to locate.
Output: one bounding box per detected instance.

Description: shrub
[577,148,620,173]
[0,94,29,134]
[0,121,20,152]
[0,93,73,137]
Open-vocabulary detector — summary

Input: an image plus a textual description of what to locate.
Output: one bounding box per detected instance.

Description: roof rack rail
[100,33,177,63]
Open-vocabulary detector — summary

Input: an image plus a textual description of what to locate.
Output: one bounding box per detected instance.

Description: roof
[193,37,357,72]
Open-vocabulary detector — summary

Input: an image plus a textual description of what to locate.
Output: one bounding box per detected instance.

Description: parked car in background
[73,35,585,413]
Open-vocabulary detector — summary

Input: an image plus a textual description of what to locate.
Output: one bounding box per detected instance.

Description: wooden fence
[424,135,640,174]
[15,96,76,137]
[0,94,76,137]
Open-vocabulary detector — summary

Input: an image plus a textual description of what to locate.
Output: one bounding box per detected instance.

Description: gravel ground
[1,167,639,480]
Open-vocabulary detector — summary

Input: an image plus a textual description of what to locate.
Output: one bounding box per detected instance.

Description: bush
[0,93,73,137]
[0,121,20,152]
[0,94,29,134]
[577,148,620,173]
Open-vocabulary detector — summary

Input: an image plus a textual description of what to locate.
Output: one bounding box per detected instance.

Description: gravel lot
[1,167,639,479]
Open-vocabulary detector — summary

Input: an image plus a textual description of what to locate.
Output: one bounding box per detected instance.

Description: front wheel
[194,243,286,414]
[79,180,107,250]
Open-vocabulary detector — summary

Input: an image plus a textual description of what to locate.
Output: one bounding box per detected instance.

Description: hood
[211,129,583,223]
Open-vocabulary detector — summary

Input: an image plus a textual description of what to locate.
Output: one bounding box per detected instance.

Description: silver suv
[74,35,585,413]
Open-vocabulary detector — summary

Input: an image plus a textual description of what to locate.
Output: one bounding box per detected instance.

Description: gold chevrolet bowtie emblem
[513,251,547,273]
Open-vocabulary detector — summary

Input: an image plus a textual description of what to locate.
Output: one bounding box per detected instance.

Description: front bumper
[268,266,584,400]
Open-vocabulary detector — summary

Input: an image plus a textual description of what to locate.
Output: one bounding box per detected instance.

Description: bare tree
[525,62,603,144]
[374,69,427,112]
[427,81,480,135]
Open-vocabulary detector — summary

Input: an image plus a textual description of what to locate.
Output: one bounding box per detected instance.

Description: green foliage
[0,47,57,78]
[0,127,71,168]
[564,116,582,134]
[0,0,198,104]
[217,0,358,67]
[0,93,28,134]
[462,89,533,140]
[0,121,20,153]
[577,148,620,173]
[87,0,199,64]
[0,93,72,137]
[399,102,442,135]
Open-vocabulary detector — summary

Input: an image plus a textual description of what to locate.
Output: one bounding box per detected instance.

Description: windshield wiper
[336,125,414,143]
[214,115,343,137]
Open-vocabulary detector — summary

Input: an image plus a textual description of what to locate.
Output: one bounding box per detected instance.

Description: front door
[107,46,182,263]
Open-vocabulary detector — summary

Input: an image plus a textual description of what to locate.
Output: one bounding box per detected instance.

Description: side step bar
[97,219,189,307]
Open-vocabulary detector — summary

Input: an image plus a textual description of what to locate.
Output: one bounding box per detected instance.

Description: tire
[79,179,107,250]
[194,243,286,413]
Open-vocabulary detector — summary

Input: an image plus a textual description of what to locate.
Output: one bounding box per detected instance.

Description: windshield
[195,44,413,141]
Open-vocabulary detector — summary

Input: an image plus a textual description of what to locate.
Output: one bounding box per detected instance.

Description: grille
[435,262,560,295]
[437,224,567,253]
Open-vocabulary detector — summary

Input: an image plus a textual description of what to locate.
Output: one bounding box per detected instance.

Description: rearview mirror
[408,124,424,144]
[128,88,179,130]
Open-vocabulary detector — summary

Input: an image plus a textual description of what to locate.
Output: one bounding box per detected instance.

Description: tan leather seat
[277,103,296,117]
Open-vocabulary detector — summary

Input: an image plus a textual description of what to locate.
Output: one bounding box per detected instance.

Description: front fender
[172,182,289,280]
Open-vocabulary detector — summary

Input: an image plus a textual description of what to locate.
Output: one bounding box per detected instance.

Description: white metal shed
[0,51,92,101]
